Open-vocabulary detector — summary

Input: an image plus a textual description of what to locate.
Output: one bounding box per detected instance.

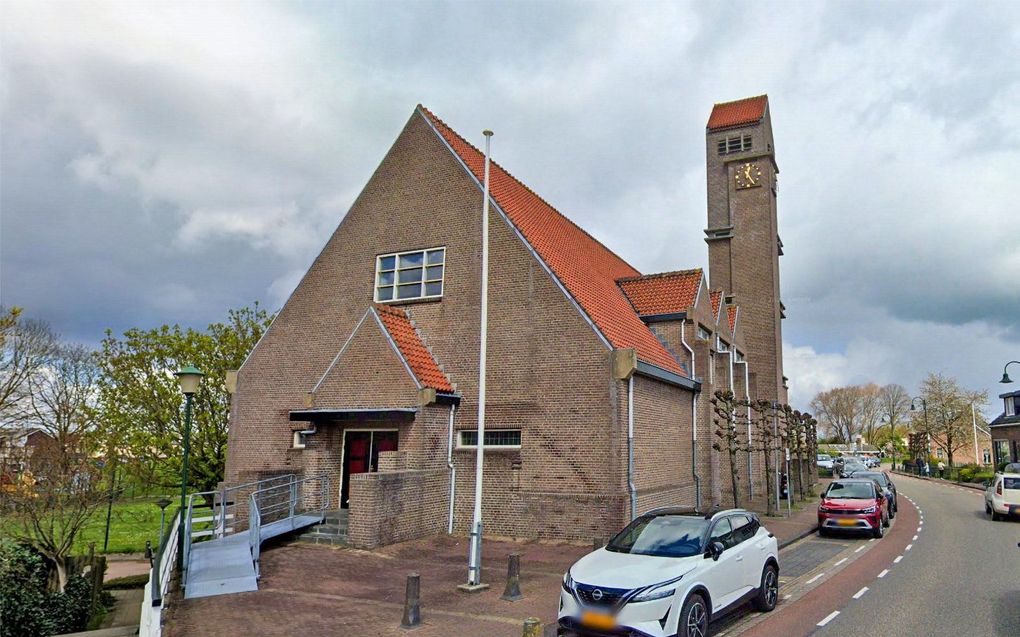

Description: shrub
[0,540,54,637]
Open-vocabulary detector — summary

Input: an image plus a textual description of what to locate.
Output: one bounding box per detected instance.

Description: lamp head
[1001,372,1012,384]
[155,497,171,510]
[175,366,205,395]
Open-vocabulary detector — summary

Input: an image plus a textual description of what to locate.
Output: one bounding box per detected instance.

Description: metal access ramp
[183,474,330,599]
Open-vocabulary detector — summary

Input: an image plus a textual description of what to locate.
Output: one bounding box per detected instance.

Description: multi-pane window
[697,325,712,340]
[458,429,522,448]
[717,338,729,352]
[717,135,752,155]
[375,248,446,302]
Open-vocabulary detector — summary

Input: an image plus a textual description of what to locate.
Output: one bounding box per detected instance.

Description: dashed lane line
[852,586,869,599]
[833,558,848,567]
[817,611,840,627]
[854,546,865,553]
[877,569,889,578]
[806,573,825,585]
[906,544,913,551]
[894,555,903,563]
[912,535,918,541]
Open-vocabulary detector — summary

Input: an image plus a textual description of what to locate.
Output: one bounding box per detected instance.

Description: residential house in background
[990,389,1020,466]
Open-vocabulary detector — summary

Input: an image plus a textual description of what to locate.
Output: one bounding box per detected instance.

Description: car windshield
[825,482,875,499]
[606,515,709,558]
[818,454,831,460]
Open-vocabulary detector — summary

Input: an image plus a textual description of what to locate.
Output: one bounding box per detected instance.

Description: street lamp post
[1001,361,1020,384]
[156,497,171,544]
[910,397,930,474]
[174,366,204,575]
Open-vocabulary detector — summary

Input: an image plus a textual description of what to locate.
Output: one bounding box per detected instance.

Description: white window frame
[374,247,446,303]
[697,325,712,341]
[457,429,522,449]
[717,337,729,352]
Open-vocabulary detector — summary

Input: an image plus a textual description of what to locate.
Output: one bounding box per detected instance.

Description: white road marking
[852,586,869,599]
[894,555,903,563]
[817,611,840,627]
[854,546,865,553]
[784,594,792,600]
[868,538,875,542]
[878,569,889,578]
[919,520,924,525]
[806,573,825,584]
[834,557,848,566]
[906,544,913,551]
[912,535,918,541]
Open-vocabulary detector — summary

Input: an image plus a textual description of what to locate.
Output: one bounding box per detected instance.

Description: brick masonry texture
[224,101,798,548]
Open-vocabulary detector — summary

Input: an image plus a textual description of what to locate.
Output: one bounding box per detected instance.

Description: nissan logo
[592,589,604,601]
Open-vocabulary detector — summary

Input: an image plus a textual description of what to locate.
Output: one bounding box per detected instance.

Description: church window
[717,135,752,155]
[375,248,445,302]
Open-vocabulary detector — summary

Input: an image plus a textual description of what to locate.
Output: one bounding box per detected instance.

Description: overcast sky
[2,1,1017,415]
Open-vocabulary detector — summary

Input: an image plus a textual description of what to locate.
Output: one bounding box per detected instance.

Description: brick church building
[224,95,790,547]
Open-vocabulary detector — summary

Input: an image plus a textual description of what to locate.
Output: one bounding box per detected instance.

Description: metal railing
[139,508,180,637]
[249,474,330,579]
[183,474,296,576]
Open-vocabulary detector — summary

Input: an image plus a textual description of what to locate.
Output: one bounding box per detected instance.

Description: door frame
[338,428,399,508]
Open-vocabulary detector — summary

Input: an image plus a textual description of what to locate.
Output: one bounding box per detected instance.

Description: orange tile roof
[710,290,723,323]
[374,304,454,392]
[418,106,684,376]
[618,269,703,317]
[727,305,738,334]
[707,95,768,131]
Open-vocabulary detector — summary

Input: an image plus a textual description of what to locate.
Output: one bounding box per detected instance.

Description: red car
[818,478,890,538]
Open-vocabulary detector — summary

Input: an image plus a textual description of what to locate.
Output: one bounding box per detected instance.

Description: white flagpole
[466,129,493,589]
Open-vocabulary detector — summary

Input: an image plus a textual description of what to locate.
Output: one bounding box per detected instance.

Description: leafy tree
[711,390,745,509]
[96,304,273,493]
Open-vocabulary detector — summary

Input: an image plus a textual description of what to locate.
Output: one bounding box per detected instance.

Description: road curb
[779,525,819,550]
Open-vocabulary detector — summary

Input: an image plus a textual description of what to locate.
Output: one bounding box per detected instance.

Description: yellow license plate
[836,519,858,526]
[580,611,617,630]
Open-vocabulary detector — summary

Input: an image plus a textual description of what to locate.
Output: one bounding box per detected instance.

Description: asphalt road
[812,475,1020,636]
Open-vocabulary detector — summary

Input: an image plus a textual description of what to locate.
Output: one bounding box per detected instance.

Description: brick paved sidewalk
[164,496,828,637]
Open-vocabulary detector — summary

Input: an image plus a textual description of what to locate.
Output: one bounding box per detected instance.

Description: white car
[558,508,779,637]
[817,454,834,472]
[985,472,1020,521]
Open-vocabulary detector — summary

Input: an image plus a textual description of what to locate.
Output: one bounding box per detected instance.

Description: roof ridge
[416,105,640,277]
[617,268,703,283]
[712,94,768,108]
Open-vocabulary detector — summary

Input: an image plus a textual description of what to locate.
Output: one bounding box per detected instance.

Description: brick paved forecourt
[165,501,824,637]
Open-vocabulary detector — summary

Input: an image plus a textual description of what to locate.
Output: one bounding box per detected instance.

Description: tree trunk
[728,445,741,509]
[54,556,69,592]
[763,450,775,516]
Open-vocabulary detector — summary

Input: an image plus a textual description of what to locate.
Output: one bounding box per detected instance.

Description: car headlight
[562,570,574,593]
[863,506,877,513]
[633,586,676,603]
[818,506,831,513]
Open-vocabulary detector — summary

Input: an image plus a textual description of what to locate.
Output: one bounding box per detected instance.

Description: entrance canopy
[289,407,417,424]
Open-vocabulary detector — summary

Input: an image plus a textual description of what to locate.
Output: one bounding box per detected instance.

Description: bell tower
[704,95,787,403]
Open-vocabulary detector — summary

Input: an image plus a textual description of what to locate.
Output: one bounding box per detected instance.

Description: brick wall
[347,468,449,548]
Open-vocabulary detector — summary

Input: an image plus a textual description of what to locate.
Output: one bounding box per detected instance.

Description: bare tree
[921,373,987,469]
[879,384,910,430]
[749,400,781,515]
[711,390,745,509]
[0,309,57,422]
[810,386,862,444]
[2,342,103,590]
[857,384,883,446]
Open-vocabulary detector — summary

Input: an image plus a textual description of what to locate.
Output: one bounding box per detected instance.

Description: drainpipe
[628,375,637,521]
[679,321,702,511]
[739,360,752,499]
[446,404,457,534]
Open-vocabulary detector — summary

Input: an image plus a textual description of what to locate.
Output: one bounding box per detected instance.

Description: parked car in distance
[845,470,898,519]
[838,460,868,478]
[985,472,1020,521]
[818,479,890,538]
[864,456,881,468]
[817,454,834,473]
[559,508,779,637]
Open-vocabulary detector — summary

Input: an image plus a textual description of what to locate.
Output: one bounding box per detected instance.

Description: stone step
[297,532,348,546]
[309,523,346,534]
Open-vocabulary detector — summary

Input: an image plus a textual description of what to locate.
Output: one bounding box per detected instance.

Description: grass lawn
[1,496,179,555]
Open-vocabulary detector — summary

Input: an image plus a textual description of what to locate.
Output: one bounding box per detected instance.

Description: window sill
[376,296,443,307]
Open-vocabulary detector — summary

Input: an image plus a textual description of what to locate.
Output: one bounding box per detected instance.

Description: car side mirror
[705,541,724,561]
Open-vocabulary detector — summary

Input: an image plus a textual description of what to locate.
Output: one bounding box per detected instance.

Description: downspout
[740,361,752,499]
[446,404,457,534]
[628,375,637,521]
[679,321,702,511]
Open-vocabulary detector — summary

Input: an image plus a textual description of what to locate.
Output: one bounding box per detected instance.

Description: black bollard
[501,553,523,601]
[401,573,421,629]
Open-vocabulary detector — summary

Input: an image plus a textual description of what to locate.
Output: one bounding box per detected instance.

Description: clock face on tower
[734,162,763,189]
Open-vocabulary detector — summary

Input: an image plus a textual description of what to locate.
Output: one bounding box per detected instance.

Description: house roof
[418,106,685,376]
[707,95,768,131]
[374,304,454,392]
[617,269,703,317]
[710,290,723,323]
[727,305,738,334]
[990,413,1020,427]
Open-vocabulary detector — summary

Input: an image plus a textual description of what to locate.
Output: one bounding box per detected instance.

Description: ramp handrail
[139,508,181,637]
[183,473,297,581]
[248,473,330,580]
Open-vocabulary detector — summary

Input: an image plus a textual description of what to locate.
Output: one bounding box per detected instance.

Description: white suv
[985,472,1020,521]
[558,508,779,637]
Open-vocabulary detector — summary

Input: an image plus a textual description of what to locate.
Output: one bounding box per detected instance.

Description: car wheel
[985,502,991,514]
[889,503,896,520]
[992,510,1002,521]
[678,593,709,637]
[818,527,828,538]
[883,512,891,528]
[872,519,884,539]
[752,563,779,612]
